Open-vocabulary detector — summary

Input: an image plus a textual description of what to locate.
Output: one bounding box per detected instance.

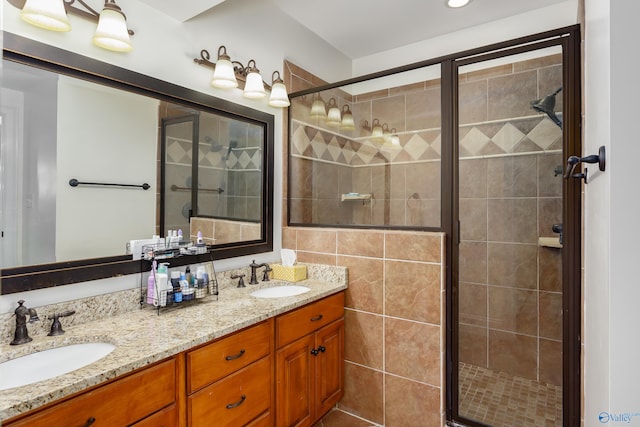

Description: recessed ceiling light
[447,0,472,8]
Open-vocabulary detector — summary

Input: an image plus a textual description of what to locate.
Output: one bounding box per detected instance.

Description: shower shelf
[538,236,562,249]
[341,193,372,202]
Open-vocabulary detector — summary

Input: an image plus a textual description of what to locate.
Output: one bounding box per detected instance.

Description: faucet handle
[261,265,272,282]
[48,310,76,336]
[231,273,246,288]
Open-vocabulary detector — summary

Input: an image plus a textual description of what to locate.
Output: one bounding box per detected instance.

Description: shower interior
[289,46,565,426]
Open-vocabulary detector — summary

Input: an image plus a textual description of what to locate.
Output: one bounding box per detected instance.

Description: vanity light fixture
[11,0,134,52]
[340,105,355,131]
[447,0,472,8]
[326,98,342,127]
[194,45,291,108]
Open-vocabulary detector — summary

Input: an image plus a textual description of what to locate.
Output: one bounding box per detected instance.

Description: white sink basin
[250,285,310,298]
[0,343,116,391]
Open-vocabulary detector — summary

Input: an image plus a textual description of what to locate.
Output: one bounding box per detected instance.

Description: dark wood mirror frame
[0,32,275,295]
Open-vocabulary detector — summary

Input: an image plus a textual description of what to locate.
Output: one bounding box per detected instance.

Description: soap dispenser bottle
[156,263,170,307]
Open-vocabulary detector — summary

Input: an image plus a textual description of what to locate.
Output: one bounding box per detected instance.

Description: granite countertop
[0,265,347,421]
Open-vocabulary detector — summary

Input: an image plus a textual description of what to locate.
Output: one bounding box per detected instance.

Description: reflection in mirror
[0,34,273,293]
[161,107,263,245]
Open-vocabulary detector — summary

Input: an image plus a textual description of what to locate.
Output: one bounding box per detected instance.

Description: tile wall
[457,54,564,387]
[283,227,446,426]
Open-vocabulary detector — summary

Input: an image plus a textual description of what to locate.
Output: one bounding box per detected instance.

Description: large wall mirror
[0,33,274,294]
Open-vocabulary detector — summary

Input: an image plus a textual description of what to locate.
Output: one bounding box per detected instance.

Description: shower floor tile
[459,362,562,427]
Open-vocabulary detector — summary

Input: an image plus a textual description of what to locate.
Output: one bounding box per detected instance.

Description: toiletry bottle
[197,231,203,245]
[185,266,192,287]
[195,266,206,298]
[177,229,183,244]
[157,263,169,307]
[146,260,157,305]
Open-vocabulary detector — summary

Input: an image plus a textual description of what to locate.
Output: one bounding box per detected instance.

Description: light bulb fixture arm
[6,0,135,35]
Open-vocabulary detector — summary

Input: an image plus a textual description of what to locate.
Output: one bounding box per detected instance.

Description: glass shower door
[456,45,565,427]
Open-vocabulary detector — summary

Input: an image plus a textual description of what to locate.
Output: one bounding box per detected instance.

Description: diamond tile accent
[404,133,429,160]
[527,118,563,150]
[492,123,525,153]
[460,127,491,156]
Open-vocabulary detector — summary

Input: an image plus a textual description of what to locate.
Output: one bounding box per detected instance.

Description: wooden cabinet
[275,292,345,427]
[4,357,179,427]
[3,291,344,427]
[186,319,274,427]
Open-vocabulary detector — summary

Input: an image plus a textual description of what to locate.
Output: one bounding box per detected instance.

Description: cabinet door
[276,334,315,427]
[314,318,345,418]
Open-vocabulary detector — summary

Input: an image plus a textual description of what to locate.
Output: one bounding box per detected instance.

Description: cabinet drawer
[6,357,176,427]
[276,292,344,348]
[188,356,272,427]
[246,410,272,427]
[187,319,273,393]
[131,403,177,427]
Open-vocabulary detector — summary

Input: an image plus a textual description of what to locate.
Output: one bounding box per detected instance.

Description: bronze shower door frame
[444,26,582,427]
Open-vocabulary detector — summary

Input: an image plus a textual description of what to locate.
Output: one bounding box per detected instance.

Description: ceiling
[138,0,568,59]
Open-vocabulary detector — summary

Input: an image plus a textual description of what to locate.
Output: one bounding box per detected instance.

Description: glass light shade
[326,99,341,127]
[341,113,355,130]
[268,82,290,107]
[391,135,401,146]
[92,7,132,52]
[310,98,327,119]
[243,71,266,99]
[211,58,238,89]
[20,0,71,32]
[371,120,383,140]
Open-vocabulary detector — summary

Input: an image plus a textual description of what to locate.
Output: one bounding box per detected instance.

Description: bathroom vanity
[0,266,347,427]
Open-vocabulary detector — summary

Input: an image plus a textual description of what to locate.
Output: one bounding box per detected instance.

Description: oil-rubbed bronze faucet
[10,300,40,345]
[48,310,76,336]
[249,260,260,285]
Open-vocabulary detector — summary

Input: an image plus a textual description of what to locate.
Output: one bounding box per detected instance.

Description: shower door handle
[552,224,563,245]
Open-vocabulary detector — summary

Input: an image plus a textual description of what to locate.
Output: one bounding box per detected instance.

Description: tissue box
[270,264,307,282]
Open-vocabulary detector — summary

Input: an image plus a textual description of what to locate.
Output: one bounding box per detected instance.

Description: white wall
[55,76,158,260]
[584,0,640,425]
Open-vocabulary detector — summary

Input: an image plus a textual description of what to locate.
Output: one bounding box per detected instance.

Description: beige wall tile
[345,309,384,370]
[338,256,384,314]
[282,227,297,250]
[296,251,336,265]
[297,229,336,253]
[488,330,537,380]
[459,324,488,367]
[539,338,563,386]
[487,243,537,289]
[385,375,441,427]
[539,291,563,340]
[385,260,441,324]
[385,232,441,263]
[337,230,384,258]
[385,317,441,386]
[459,282,488,327]
[488,286,538,335]
[339,363,384,424]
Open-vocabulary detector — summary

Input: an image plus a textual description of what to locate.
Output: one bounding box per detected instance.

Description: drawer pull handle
[311,348,319,356]
[83,417,96,427]
[318,345,326,353]
[225,349,246,361]
[226,394,246,409]
[310,314,323,322]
